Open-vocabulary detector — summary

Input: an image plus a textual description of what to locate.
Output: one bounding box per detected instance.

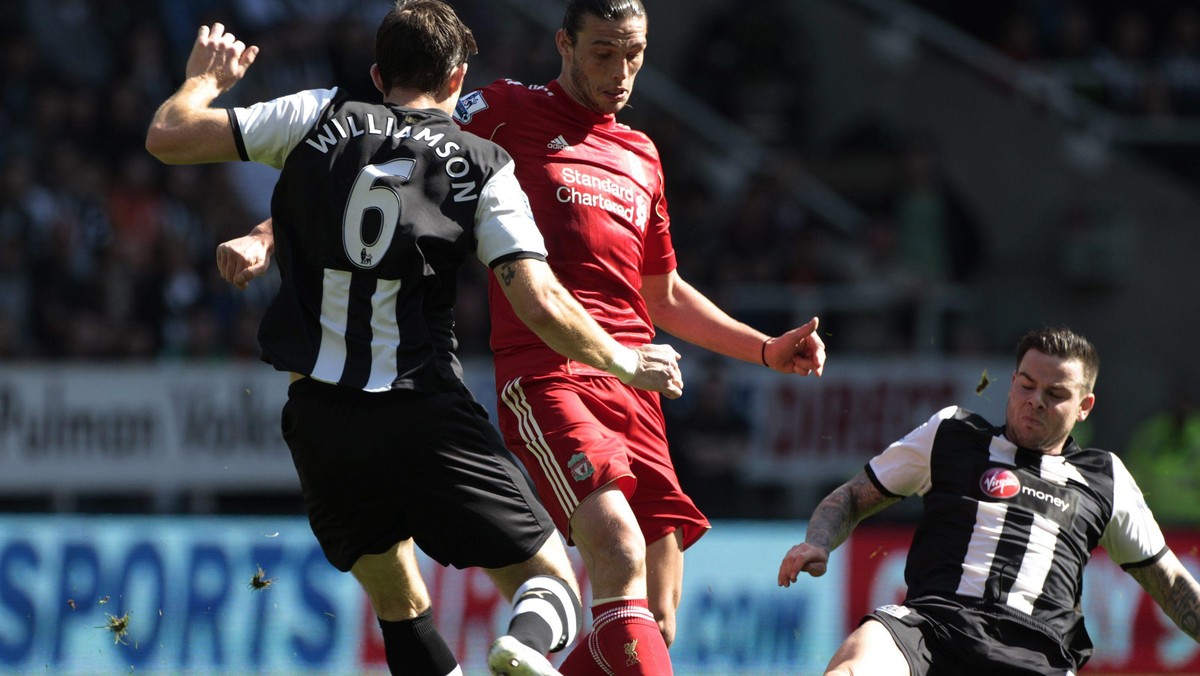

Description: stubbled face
[1004,349,1095,455]
[556,13,647,115]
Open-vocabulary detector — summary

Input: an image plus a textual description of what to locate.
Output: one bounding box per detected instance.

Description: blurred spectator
[1055,2,1100,61]
[665,361,752,518]
[1142,70,1178,121]
[803,121,986,354]
[918,1,1200,123]
[681,2,809,148]
[0,313,20,359]
[0,157,41,356]
[107,151,165,272]
[1091,9,1154,114]
[716,177,793,286]
[1123,385,1200,526]
[827,213,920,355]
[160,236,207,357]
[228,305,265,360]
[119,20,177,107]
[178,305,228,360]
[155,0,234,65]
[43,145,114,300]
[892,134,985,287]
[1055,199,1132,293]
[24,0,117,87]
[1160,5,1200,115]
[0,33,45,160]
[660,176,724,287]
[325,15,377,101]
[997,9,1042,63]
[233,18,333,105]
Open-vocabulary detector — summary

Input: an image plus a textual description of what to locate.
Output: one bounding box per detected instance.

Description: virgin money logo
[980,468,1021,499]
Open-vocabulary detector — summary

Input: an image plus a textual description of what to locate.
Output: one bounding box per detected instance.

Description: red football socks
[558,598,673,675]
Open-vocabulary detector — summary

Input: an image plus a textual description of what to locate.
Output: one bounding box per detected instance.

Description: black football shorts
[865,600,1078,676]
[281,377,555,572]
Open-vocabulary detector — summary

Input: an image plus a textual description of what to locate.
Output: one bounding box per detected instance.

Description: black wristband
[761,338,769,367]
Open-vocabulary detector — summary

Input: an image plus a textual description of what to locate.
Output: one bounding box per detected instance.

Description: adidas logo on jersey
[547,135,570,150]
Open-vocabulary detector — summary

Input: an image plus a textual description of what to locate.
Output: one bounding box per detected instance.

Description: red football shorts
[497,373,710,550]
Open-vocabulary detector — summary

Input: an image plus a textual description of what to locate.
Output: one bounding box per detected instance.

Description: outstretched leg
[824,619,910,676]
[485,534,584,675]
[558,485,673,675]
[644,530,684,646]
[351,539,461,676]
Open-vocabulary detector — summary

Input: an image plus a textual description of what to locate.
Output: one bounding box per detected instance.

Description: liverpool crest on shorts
[568,453,595,481]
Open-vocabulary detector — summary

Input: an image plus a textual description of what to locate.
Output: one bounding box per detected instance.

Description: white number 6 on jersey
[342,158,416,270]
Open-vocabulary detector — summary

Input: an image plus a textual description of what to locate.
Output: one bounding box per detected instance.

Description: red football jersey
[455,79,676,383]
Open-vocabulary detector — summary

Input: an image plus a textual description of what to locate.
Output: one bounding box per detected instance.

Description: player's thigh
[399,387,559,570]
[496,376,638,539]
[349,539,428,621]
[826,618,910,676]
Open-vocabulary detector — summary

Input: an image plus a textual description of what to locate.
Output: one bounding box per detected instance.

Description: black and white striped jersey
[866,406,1167,657]
[230,88,547,392]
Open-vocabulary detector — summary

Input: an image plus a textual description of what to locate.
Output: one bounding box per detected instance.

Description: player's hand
[216,232,273,290]
[777,542,829,587]
[626,343,684,399]
[185,23,259,91]
[763,316,825,376]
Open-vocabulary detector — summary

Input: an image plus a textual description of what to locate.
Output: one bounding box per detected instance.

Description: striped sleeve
[867,406,959,497]
[1100,452,1168,568]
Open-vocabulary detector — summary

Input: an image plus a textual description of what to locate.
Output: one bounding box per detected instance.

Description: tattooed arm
[494,258,683,398]
[778,470,900,586]
[1127,549,1200,642]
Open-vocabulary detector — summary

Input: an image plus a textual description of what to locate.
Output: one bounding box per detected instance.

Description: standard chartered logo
[555,167,642,227]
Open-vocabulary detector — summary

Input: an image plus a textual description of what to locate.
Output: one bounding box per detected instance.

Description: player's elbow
[513,294,559,334]
[144,127,191,164]
[145,128,179,163]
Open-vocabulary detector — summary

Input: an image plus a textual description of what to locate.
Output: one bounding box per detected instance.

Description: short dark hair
[1015,326,1099,392]
[375,0,477,94]
[562,0,646,43]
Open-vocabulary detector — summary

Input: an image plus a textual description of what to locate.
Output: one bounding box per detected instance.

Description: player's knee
[571,492,647,588]
[585,535,644,580]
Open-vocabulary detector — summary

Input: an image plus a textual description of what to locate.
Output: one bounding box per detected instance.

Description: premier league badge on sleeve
[454,90,488,124]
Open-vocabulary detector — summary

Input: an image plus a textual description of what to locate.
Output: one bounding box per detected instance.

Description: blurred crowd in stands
[0,0,996,364]
[4,0,1199,519]
[0,0,1004,517]
[910,1,1200,192]
[916,1,1200,118]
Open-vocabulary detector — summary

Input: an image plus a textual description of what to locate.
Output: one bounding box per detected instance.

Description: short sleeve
[1100,452,1168,568]
[868,406,959,497]
[231,87,339,168]
[475,161,548,266]
[640,168,676,276]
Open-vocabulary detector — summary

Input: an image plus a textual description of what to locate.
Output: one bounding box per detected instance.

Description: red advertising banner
[846,524,1200,674]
